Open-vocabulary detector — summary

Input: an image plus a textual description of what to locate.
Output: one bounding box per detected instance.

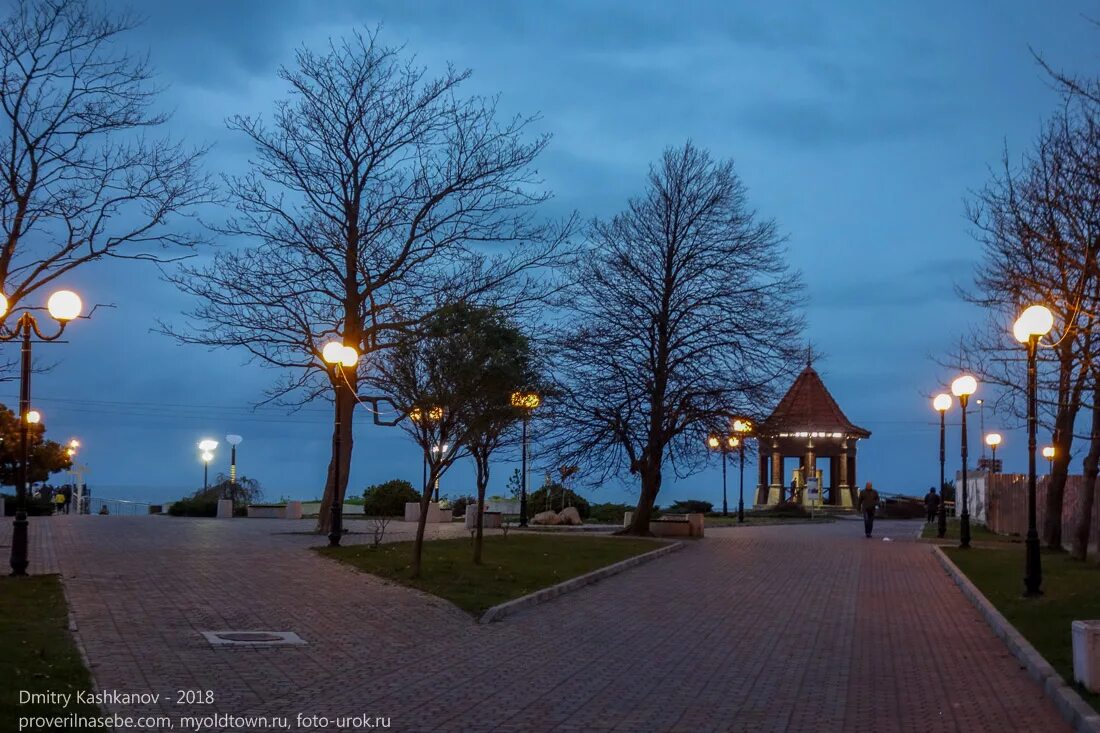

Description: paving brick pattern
[0,515,1069,732]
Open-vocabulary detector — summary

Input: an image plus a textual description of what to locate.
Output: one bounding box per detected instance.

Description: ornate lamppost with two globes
[1,289,84,576]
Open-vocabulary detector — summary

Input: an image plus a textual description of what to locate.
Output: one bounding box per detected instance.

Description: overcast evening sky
[14,1,1100,506]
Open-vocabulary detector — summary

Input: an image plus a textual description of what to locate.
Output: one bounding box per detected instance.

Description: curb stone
[478,540,684,624]
[932,546,1100,733]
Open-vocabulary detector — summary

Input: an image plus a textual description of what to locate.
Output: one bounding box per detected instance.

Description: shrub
[588,502,632,524]
[528,482,590,518]
[449,494,477,517]
[878,496,925,519]
[759,501,809,518]
[362,479,420,517]
[167,496,218,517]
[666,499,713,514]
[1,493,55,516]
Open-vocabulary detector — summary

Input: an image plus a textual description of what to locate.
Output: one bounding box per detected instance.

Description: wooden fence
[983,472,1099,553]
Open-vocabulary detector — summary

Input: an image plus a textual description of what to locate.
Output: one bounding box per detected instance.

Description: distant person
[924,487,940,523]
[98,505,109,515]
[858,481,880,538]
[62,486,72,515]
[53,491,65,515]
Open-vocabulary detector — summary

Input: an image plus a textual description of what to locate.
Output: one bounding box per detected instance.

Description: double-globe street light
[1014,304,1054,597]
[706,433,737,517]
[932,393,952,539]
[1,289,84,576]
[409,406,444,500]
[950,374,978,549]
[322,340,359,547]
[511,390,541,527]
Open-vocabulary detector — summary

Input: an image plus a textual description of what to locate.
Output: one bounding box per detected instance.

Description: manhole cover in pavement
[201,630,306,646]
[215,632,283,642]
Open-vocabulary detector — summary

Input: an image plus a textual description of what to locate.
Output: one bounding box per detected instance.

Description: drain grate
[201,630,306,646]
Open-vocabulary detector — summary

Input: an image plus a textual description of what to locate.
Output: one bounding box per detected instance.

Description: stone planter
[403,501,450,523]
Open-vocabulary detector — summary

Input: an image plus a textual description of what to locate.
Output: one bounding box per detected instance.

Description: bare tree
[961,107,1100,549]
[1072,378,1100,560]
[166,30,571,533]
[0,0,214,309]
[546,142,803,536]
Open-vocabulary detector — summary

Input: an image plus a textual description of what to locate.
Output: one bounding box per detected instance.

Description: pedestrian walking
[924,486,940,523]
[53,491,65,515]
[858,481,880,538]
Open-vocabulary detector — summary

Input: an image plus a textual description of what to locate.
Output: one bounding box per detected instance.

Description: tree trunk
[621,463,661,536]
[411,469,436,578]
[316,387,356,535]
[473,451,489,565]
[1043,404,1078,549]
[1072,383,1100,560]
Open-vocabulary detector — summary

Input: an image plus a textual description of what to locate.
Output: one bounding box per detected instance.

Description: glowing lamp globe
[26,410,41,424]
[732,418,752,434]
[201,451,214,463]
[933,394,951,412]
[985,433,1002,447]
[226,434,243,446]
[322,341,345,364]
[198,438,218,452]
[706,435,720,449]
[1042,446,1055,460]
[340,346,358,368]
[0,292,7,318]
[1013,305,1054,343]
[728,436,739,448]
[951,375,977,398]
[47,290,82,321]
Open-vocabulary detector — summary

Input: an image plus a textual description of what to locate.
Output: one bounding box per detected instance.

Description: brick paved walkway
[1,515,1069,732]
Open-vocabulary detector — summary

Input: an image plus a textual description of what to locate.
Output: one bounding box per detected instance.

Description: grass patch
[920,519,1020,543]
[705,515,837,527]
[944,545,1100,710]
[0,575,101,730]
[316,534,661,615]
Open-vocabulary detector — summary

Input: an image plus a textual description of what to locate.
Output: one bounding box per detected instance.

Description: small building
[754,362,871,509]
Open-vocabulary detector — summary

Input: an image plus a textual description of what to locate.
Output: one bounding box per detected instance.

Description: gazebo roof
[759,365,871,438]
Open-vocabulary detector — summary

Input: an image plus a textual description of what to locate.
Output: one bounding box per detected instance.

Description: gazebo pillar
[802,439,816,506]
[838,439,853,508]
[768,440,783,505]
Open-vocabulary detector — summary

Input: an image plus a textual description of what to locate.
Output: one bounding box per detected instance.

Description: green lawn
[316,534,661,615]
[944,545,1100,709]
[921,519,1019,543]
[0,575,101,730]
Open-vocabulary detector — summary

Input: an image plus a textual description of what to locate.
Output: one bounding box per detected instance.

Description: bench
[623,512,704,537]
[246,501,303,519]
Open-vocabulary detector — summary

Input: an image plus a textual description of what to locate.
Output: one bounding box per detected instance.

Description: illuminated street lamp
[1,288,83,576]
[1015,304,1054,596]
[430,443,450,500]
[322,340,359,547]
[410,406,444,502]
[732,418,753,523]
[706,434,728,516]
[511,390,542,527]
[1042,445,1055,474]
[951,375,978,549]
[933,393,951,538]
[198,439,218,490]
[985,433,1002,473]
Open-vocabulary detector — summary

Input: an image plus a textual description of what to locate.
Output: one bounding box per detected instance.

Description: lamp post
[976,398,985,459]
[707,434,728,516]
[1,289,83,576]
[511,391,542,527]
[322,340,359,547]
[933,393,951,539]
[732,418,753,523]
[985,433,1002,473]
[951,375,978,549]
[1042,445,1055,474]
[410,406,442,502]
[198,439,218,491]
[225,434,243,507]
[1015,304,1054,597]
[430,443,449,500]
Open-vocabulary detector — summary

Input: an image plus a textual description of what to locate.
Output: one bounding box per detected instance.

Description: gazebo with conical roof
[754,362,871,509]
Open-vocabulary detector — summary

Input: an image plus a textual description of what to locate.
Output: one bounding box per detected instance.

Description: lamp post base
[960,512,971,549]
[936,506,947,539]
[1024,531,1043,596]
[9,512,28,576]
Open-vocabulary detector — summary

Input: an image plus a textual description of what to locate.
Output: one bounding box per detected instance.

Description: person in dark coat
[858,481,880,538]
[924,487,940,523]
